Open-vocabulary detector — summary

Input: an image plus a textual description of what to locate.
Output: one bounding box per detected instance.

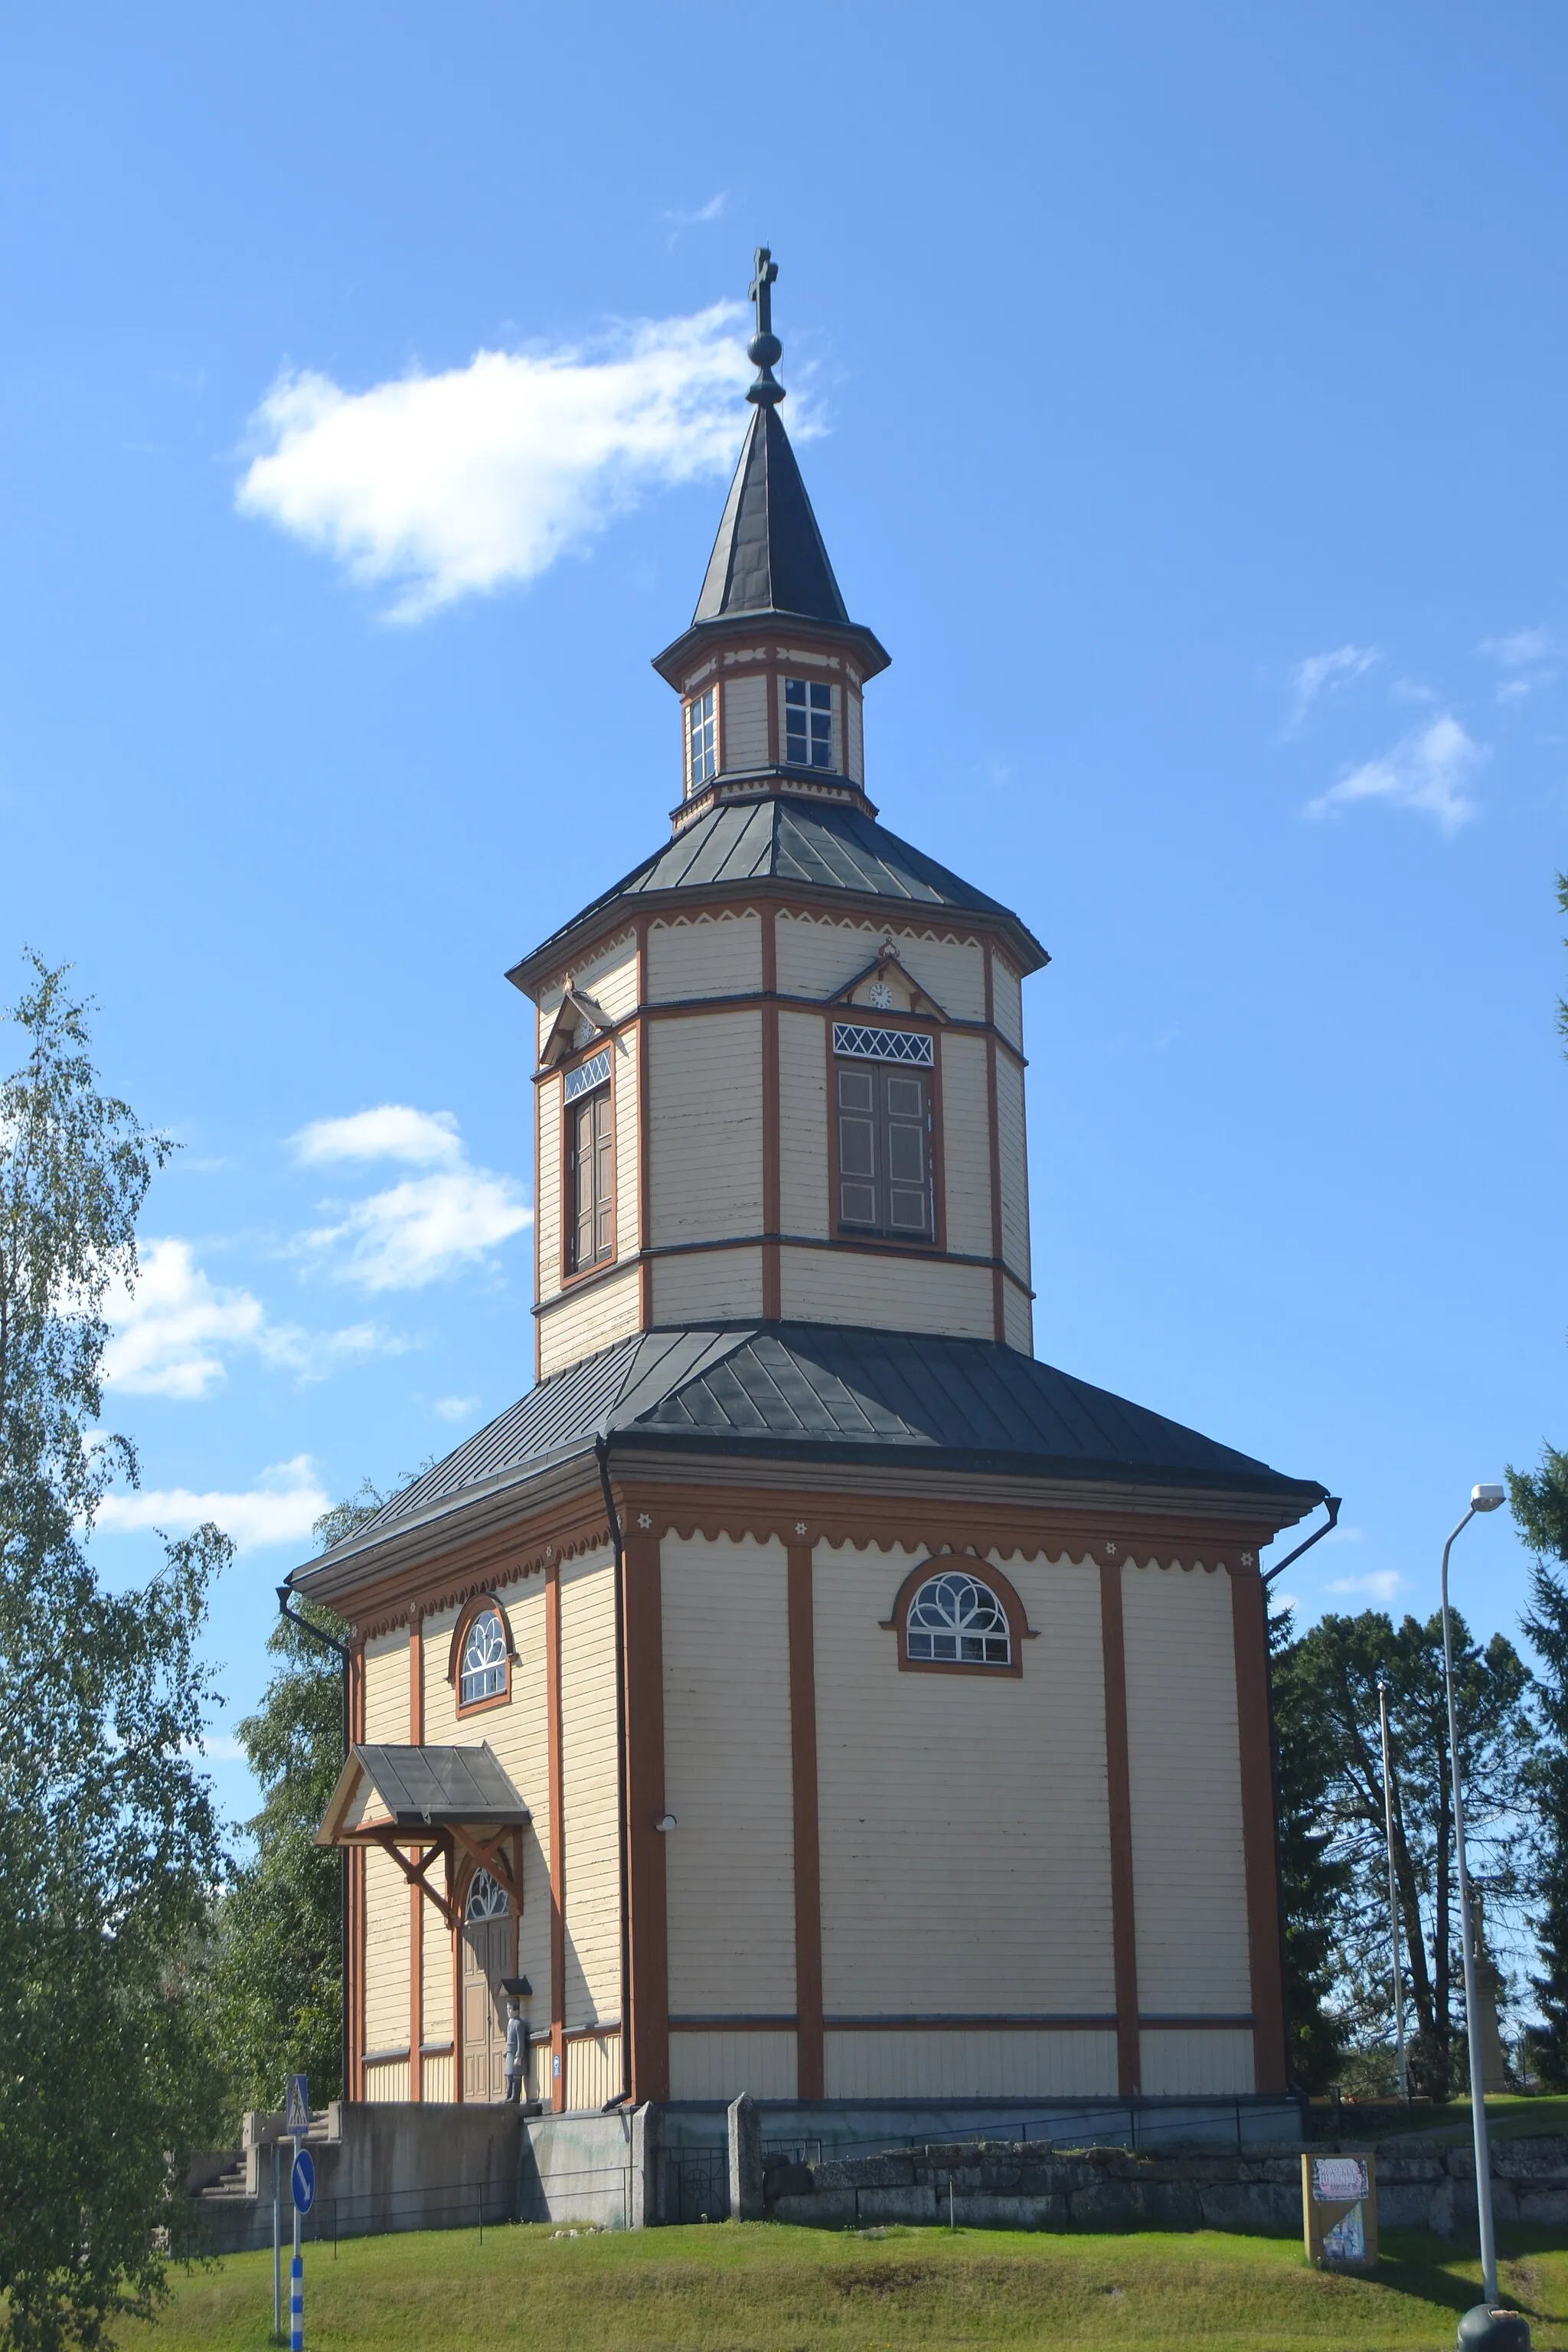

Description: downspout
[594,1432,635,2111]
[1262,1494,1341,1586]
[1256,1497,1341,2120]
[277,1586,352,2109]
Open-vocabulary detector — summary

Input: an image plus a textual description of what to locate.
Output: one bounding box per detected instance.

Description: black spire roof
[653,250,889,685]
[693,402,850,629]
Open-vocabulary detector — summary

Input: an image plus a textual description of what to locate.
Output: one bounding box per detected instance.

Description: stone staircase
[187,2109,341,2253]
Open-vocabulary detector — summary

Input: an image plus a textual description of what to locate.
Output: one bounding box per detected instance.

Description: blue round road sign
[291,2148,315,2215]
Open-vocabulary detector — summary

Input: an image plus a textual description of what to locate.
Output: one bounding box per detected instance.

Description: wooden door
[460,1916,513,2102]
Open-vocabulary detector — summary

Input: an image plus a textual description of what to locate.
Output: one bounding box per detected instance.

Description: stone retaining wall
[761,2133,1568,2239]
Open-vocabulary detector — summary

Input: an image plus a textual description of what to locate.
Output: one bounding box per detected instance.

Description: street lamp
[1440,1483,1529,2352]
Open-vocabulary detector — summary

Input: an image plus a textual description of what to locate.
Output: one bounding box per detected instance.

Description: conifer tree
[1511,1447,1568,2086]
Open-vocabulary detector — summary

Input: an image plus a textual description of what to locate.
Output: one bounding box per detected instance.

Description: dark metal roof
[694,402,849,627]
[507,795,1046,986]
[346,1324,1323,1547]
[345,1743,529,1829]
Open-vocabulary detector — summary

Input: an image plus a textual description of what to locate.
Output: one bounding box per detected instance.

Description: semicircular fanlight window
[466,1869,509,1922]
[459,1607,507,1707]
[906,1570,1011,1667]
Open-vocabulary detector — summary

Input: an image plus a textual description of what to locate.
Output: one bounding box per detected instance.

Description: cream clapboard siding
[421,2053,454,2102]
[995,1051,1030,1285]
[662,1536,795,2017]
[566,2032,621,2111]
[536,931,638,1051]
[1140,2028,1256,2097]
[361,1629,410,2076]
[814,1545,1115,2020]
[1122,1563,1251,2014]
[779,1247,993,1338]
[613,1029,639,1263]
[363,1629,410,1739]
[652,1246,763,1322]
[776,912,880,1000]
[560,1553,621,2029]
[893,935,986,1023]
[845,688,864,782]
[721,675,769,770]
[574,931,639,1024]
[536,1072,563,1305]
[1002,1279,1034,1355]
[539,1263,641,1378]
[774,914,986,1022]
[669,2032,799,2101]
[824,2030,1118,2101]
[779,1011,828,1237]
[419,1604,461,2054]
[647,911,763,1001]
[364,1850,408,2063]
[362,2056,410,2099]
[939,1031,991,1258]
[464,1573,554,2031]
[648,1011,762,1243]
[991,957,1024,1054]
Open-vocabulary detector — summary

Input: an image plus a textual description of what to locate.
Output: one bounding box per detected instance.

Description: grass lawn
[1358,2096,1568,2143]
[132,2220,1568,2352]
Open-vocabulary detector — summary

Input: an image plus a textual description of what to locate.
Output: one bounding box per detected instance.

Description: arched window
[459,1607,508,1708]
[466,1868,510,1922]
[906,1570,1012,1667]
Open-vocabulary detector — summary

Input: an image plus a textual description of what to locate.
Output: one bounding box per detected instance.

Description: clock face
[867,979,894,1008]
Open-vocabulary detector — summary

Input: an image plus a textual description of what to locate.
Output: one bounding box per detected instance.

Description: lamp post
[1439,1483,1528,2352]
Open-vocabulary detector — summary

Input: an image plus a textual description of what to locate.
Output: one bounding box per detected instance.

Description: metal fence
[657,2146,729,2223]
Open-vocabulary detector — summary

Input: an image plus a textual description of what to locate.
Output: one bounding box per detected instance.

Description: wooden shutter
[884,1072,929,1233]
[835,1061,932,1238]
[569,1083,615,1271]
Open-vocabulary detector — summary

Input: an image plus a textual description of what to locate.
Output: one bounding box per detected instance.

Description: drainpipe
[594,1432,635,2111]
[1262,1494,1341,1586]
[277,1586,352,2109]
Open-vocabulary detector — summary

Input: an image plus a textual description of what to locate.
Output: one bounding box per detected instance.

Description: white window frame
[688,688,717,792]
[782,675,835,770]
[906,1570,1012,1667]
[459,1607,508,1707]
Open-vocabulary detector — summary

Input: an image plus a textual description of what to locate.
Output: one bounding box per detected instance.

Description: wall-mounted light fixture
[655,1815,677,1833]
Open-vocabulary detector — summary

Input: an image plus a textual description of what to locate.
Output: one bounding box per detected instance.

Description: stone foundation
[763,2133,1568,2239]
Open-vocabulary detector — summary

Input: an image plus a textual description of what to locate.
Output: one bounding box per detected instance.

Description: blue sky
[4,3,1566,1828]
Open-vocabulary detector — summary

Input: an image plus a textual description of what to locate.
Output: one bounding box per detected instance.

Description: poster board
[1302,2151,1378,2270]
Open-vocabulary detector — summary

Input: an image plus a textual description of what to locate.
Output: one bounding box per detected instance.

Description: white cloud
[1305,714,1484,833]
[237,305,756,619]
[296,1103,530,1291]
[292,1106,461,1168]
[662,193,728,242]
[104,1239,266,1399]
[1328,1570,1402,1602]
[103,1236,390,1398]
[1479,626,1564,703]
[96,1455,328,1553]
[435,1394,480,1422]
[1284,644,1378,734]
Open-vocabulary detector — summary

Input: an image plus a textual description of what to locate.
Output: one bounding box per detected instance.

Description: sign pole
[284,2075,311,2352]
[272,2141,281,2341]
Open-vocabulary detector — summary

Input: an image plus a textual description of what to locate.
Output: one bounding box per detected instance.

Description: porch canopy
[317,1742,529,1929]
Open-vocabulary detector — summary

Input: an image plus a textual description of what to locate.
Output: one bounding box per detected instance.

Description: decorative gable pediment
[831,944,947,1021]
[540,983,612,1070]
